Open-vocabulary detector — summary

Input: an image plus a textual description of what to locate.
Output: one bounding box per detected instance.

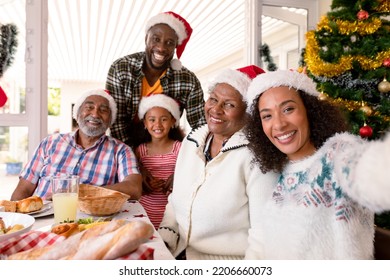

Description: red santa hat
[237,65,265,79]
[0,86,8,108]
[72,89,117,125]
[208,65,265,99]
[145,11,193,70]
[138,94,181,127]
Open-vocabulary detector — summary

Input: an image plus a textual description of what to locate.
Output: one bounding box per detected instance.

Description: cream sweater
[158,125,278,260]
[254,132,390,259]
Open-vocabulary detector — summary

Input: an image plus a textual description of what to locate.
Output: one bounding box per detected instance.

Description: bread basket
[78,184,130,216]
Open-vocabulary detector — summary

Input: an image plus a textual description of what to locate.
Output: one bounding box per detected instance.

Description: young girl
[136,94,184,229]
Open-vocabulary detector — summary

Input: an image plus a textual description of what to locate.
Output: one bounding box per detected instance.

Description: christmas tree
[302,0,390,228]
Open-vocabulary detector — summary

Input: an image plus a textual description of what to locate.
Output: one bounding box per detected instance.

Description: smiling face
[143,106,176,140]
[145,23,178,70]
[77,95,111,138]
[205,83,246,140]
[258,86,315,161]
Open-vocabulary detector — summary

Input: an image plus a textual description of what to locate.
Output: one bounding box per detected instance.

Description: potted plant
[5,156,23,175]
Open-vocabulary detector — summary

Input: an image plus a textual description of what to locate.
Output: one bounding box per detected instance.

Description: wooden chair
[374,226,390,260]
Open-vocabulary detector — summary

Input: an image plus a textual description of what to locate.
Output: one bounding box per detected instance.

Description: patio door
[0,0,48,175]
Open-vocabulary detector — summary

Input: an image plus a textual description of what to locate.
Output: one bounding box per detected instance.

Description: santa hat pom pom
[170,58,182,70]
[0,86,8,108]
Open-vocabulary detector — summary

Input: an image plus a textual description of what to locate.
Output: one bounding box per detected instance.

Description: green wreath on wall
[0,23,18,107]
[0,23,18,77]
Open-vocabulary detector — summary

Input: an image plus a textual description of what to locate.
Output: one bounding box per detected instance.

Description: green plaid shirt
[106,52,206,147]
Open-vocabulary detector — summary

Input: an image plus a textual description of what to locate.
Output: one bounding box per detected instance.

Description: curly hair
[245,90,349,173]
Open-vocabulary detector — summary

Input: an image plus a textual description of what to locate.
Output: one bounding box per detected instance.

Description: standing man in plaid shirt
[11,89,142,201]
[105,11,206,149]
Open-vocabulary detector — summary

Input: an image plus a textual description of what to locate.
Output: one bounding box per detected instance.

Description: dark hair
[245,90,349,173]
[135,126,185,149]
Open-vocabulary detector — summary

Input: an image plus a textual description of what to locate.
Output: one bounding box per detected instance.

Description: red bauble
[357,10,369,20]
[359,125,373,138]
[384,58,390,67]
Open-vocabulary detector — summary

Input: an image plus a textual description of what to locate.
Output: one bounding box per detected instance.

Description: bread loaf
[0,217,6,232]
[73,220,154,260]
[7,220,125,260]
[0,200,17,212]
[16,196,43,213]
[102,220,154,260]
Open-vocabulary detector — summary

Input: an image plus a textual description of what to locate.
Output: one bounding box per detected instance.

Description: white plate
[31,207,54,218]
[0,212,35,243]
[28,201,53,218]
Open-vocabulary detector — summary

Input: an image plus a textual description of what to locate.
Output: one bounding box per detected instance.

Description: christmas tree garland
[374,0,390,13]
[317,16,382,36]
[305,30,390,77]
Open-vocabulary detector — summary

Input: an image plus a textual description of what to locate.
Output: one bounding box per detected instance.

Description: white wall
[54,0,333,136]
[53,81,104,133]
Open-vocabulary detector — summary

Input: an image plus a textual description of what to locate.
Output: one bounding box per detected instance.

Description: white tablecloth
[32,200,174,260]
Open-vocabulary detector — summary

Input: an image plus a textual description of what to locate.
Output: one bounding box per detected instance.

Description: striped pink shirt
[137,140,181,229]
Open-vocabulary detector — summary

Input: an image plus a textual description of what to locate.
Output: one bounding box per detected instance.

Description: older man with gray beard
[11,89,142,201]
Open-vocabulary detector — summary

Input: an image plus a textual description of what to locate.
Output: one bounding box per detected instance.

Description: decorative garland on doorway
[259,43,278,71]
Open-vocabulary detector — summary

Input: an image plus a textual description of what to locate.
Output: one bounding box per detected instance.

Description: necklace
[204,134,230,162]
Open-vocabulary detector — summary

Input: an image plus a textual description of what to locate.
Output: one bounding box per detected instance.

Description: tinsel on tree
[302,0,390,140]
[301,0,390,229]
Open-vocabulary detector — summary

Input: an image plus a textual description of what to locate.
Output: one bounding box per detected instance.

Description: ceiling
[0,0,307,84]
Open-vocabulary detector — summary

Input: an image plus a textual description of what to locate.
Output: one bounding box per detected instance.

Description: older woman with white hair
[158,65,278,260]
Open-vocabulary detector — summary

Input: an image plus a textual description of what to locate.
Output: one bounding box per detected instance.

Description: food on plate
[77,221,109,231]
[0,217,25,235]
[50,218,112,238]
[76,217,111,231]
[16,196,44,213]
[8,219,154,260]
[6,224,25,234]
[0,200,17,212]
[0,217,5,233]
[51,222,79,238]
[0,196,43,214]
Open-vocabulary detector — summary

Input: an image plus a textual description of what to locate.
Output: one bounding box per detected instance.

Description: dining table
[28,199,175,260]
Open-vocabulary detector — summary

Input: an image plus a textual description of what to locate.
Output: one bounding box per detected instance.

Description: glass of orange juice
[51,174,79,223]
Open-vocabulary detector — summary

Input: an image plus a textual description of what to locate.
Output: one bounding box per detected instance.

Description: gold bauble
[360,105,373,116]
[318,92,328,101]
[378,77,390,93]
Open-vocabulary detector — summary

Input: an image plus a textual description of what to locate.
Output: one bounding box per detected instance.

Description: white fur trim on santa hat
[145,13,187,44]
[170,58,182,71]
[72,89,117,125]
[246,70,320,112]
[138,94,181,127]
[208,68,252,99]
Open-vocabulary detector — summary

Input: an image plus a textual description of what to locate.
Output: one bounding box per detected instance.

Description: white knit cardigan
[158,124,278,260]
[254,132,390,259]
